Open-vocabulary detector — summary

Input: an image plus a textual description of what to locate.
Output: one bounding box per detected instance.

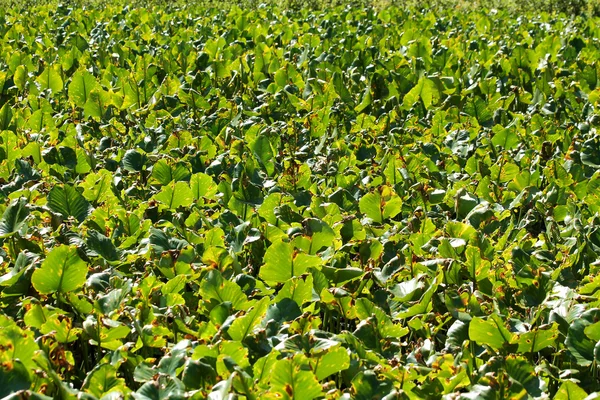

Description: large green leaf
[133,376,184,400]
[268,356,322,400]
[351,370,395,400]
[199,270,248,310]
[469,314,516,351]
[354,86,372,113]
[359,190,401,224]
[554,381,588,399]
[465,246,490,282]
[0,103,12,130]
[151,159,190,185]
[312,346,350,380]
[31,245,88,295]
[359,192,383,224]
[516,324,559,353]
[0,197,29,238]
[36,64,63,93]
[47,184,92,223]
[491,126,520,150]
[582,138,600,169]
[68,70,98,106]
[305,218,335,254]
[0,360,31,398]
[228,297,269,341]
[505,355,543,398]
[122,149,147,172]
[259,240,321,283]
[81,363,128,398]
[182,359,217,390]
[87,230,120,261]
[155,181,194,209]
[274,275,314,306]
[464,97,492,124]
[403,77,439,109]
[79,169,114,204]
[0,316,39,373]
[250,135,275,175]
[190,172,217,200]
[565,309,600,366]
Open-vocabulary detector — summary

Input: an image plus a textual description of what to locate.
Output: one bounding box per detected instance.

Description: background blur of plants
[1,0,600,15]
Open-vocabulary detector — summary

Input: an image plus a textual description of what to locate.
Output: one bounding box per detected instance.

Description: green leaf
[584,320,600,341]
[403,77,439,109]
[250,135,275,175]
[37,64,63,94]
[0,103,13,130]
[566,309,600,366]
[383,195,402,220]
[274,275,314,306]
[445,320,469,350]
[312,346,350,380]
[157,341,189,377]
[491,126,520,150]
[359,192,383,224]
[68,70,98,106]
[133,376,184,400]
[199,270,248,310]
[354,86,372,113]
[0,360,31,398]
[190,172,217,201]
[79,169,114,204]
[87,230,120,261]
[505,355,543,398]
[254,352,279,390]
[465,246,490,282]
[259,240,321,283]
[305,218,335,254]
[351,370,395,400]
[81,363,128,398]
[582,138,600,168]
[392,276,439,319]
[0,316,39,373]
[206,376,233,400]
[47,184,92,223]
[390,277,423,301]
[228,297,270,341]
[0,197,29,238]
[83,88,111,119]
[151,159,190,185]
[1,131,19,164]
[516,324,559,353]
[13,65,27,92]
[555,381,588,399]
[148,227,188,253]
[155,181,194,209]
[31,245,88,295]
[182,359,217,390]
[356,298,409,338]
[464,97,492,124]
[268,356,322,400]
[469,314,516,351]
[460,384,495,400]
[40,315,81,343]
[264,298,302,326]
[122,149,147,172]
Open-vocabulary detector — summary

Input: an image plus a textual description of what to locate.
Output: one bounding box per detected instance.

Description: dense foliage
[1,2,600,399]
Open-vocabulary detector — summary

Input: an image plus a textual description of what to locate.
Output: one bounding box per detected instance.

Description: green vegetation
[1,1,600,398]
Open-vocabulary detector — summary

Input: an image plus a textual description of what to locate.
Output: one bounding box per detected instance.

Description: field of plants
[2,1,600,398]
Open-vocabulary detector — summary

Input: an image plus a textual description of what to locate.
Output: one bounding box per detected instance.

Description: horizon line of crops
[1,0,600,17]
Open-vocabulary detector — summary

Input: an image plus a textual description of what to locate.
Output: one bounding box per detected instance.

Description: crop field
[2,1,600,398]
